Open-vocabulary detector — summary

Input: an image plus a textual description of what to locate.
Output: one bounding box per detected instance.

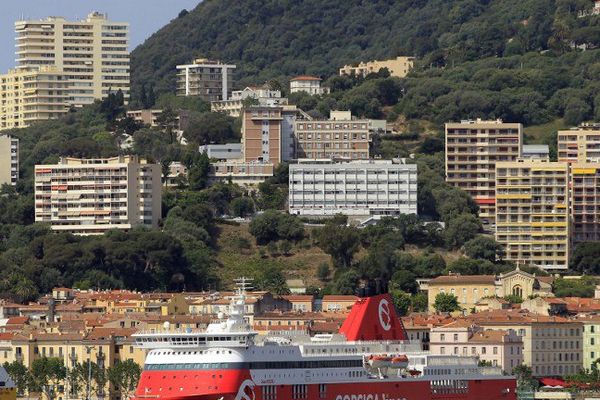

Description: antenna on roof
[234,277,253,294]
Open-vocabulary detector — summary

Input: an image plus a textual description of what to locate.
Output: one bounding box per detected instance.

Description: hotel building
[0,67,70,130]
[288,159,417,218]
[445,119,523,229]
[176,58,236,101]
[0,135,19,186]
[495,160,569,270]
[15,12,130,106]
[34,155,161,235]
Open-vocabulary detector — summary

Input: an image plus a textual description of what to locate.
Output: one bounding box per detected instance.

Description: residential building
[339,56,415,78]
[288,159,418,219]
[321,295,358,312]
[126,109,163,127]
[570,162,600,243]
[164,161,187,187]
[445,119,523,229]
[209,161,274,186]
[426,268,554,312]
[295,111,371,160]
[495,160,569,270]
[0,135,18,186]
[210,85,288,117]
[289,76,329,95]
[576,315,600,370]
[401,314,455,351]
[15,12,130,105]
[469,310,583,377]
[282,295,314,313]
[430,321,523,373]
[242,105,300,166]
[521,297,568,316]
[199,143,242,160]
[0,67,70,130]
[522,144,550,160]
[34,155,161,235]
[176,58,235,101]
[557,124,600,162]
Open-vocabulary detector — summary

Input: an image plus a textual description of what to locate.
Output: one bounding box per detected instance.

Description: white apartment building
[0,135,19,186]
[176,58,236,101]
[210,86,288,117]
[289,76,329,95]
[34,155,161,235]
[15,12,130,106]
[198,143,242,160]
[289,159,417,218]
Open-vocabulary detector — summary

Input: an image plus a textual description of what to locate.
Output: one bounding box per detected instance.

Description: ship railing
[427,356,479,366]
[479,366,505,376]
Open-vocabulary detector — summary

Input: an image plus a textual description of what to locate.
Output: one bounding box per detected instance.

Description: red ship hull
[134,370,517,400]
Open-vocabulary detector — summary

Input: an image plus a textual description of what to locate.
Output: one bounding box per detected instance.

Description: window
[440,334,445,341]
[319,384,326,399]
[454,334,458,341]
[493,347,498,355]
[481,347,486,355]
[440,347,445,355]
[292,384,307,400]
[263,385,277,400]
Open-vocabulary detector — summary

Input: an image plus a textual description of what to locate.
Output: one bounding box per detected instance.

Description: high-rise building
[570,162,600,244]
[0,135,19,186]
[288,159,417,218]
[495,160,569,270]
[557,124,600,162]
[445,119,523,229]
[15,12,130,106]
[34,155,161,235]
[176,58,235,101]
[294,111,370,160]
[0,67,70,130]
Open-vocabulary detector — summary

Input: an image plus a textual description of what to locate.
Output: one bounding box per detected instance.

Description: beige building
[210,85,288,117]
[445,119,523,229]
[295,111,370,160]
[209,161,274,186]
[469,310,583,377]
[570,162,600,243]
[495,160,569,270]
[289,76,329,95]
[34,155,161,235]
[176,58,235,101]
[339,56,415,78]
[0,67,70,130]
[430,321,523,374]
[126,109,163,127]
[15,12,130,106]
[557,124,600,162]
[0,135,19,186]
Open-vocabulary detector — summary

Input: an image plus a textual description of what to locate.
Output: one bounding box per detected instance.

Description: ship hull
[134,370,516,400]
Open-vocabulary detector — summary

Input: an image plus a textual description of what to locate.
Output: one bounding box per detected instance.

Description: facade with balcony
[0,135,18,185]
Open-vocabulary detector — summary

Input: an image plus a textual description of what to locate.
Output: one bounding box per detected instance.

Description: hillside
[131,0,581,98]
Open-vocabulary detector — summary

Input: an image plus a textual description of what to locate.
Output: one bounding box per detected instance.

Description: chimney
[48,298,56,323]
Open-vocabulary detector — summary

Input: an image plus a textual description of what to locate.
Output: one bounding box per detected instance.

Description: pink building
[429,320,523,374]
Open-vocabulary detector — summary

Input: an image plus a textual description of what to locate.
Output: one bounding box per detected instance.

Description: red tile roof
[429,275,496,285]
[290,75,321,81]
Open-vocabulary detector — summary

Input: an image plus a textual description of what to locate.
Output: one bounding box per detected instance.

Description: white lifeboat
[390,355,409,369]
[367,354,393,368]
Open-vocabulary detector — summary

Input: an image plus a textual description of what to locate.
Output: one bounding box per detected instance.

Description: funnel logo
[378,299,392,331]
[235,379,256,400]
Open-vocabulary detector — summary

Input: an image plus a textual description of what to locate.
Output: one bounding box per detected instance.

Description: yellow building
[557,124,600,162]
[445,119,523,230]
[0,67,69,130]
[0,135,18,185]
[495,160,569,270]
[339,56,415,78]
[570,162,600,243]
[15,12,130,106]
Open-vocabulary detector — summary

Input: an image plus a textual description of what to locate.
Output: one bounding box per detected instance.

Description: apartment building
[445,119,523,229]
[521,144,550,160]
[289,76,328,95]
[295,111,370,160]
[34,155,161,235]
[0,135,19,186]
[570,162,600,243]
[15,12,130,106]
[199,143,242,160]
[557,124,600,162]
[469,310,583,377]
[125,109,163,127]
[176,58,236,101]
[430,321,523,374]
[576,315,600,370]
[495,160,569,270]
[288,159,417,218]
[209,161,274,186]
[210,85,288,117]
[0,67,70,130]
[339,56,415,78]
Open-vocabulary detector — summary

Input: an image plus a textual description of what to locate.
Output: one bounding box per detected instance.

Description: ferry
[132,281,516,400]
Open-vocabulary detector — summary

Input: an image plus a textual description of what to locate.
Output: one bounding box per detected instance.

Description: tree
[107,360,141,400]
[4,361,28,396]
[464,235,504,262]
[184,112,239,145]
[444,214,481,249]
[570,242,600,274]
[390,289,412,316]
[433,292,461,313]
[28,358,67,400]
[249,210,281,245]
[256,264,289,295]
[278,240,292,256]
[553,277,596,298]
[317,262,330,281]
[155,107,179,143]
[314,224,360,269]
[411,292,428,312]
[230,197,255,218]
